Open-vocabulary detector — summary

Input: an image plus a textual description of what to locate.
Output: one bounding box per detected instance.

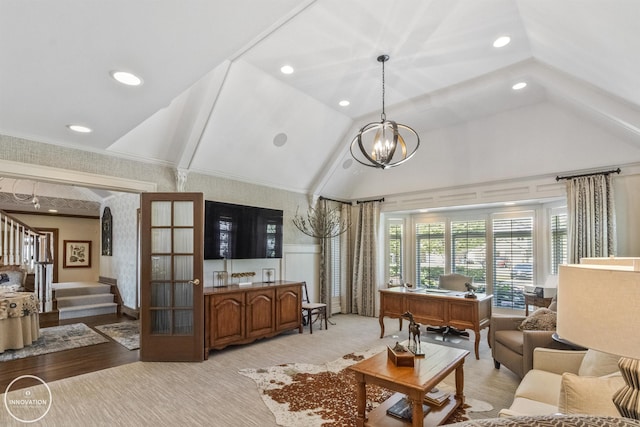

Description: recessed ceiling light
[273,132,288,147]
[512,82,527,90]
[493,36,511,48]
[339,100,350,107]
[48,209,58,213]
[110,70,143,86]
[67,124,92,133]
[280,65,294,75]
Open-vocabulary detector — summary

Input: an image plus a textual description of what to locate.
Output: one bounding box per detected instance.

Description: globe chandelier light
[350,54,420,169]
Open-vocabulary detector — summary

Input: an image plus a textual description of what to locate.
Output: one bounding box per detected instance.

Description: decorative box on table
[387,344,414,367]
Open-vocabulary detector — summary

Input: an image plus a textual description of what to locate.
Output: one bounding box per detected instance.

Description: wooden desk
[379,288,492,360]
[523,292,553,315]
[349,343,469,426]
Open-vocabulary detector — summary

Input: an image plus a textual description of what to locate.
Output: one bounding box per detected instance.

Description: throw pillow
[578,349,621,377]
[559,372,625,416]
[518,308,557,331]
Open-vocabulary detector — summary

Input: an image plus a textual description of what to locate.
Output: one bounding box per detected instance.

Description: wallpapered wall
[100,193,140,309]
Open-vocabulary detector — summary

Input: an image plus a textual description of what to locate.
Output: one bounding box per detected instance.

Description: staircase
[53,282,118,320]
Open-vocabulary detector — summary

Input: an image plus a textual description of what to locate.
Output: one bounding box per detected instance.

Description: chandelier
[350,54,420,169]
[0,178,40,209]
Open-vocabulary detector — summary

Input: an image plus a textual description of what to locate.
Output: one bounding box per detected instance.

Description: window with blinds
[493,216,533,309]
[551,212,567,274]
[451,219,487,292]
[387,222,403,284]
[330,235,341,311]
[415,222,445,287]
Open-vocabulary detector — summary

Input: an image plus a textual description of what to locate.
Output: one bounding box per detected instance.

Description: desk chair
[301,281,328,334]
[426,273,472,338]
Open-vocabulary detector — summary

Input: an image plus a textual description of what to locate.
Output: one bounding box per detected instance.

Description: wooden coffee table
[349,343,469,426]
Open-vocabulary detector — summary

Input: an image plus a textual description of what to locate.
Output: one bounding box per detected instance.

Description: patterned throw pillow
[518,308,557,331]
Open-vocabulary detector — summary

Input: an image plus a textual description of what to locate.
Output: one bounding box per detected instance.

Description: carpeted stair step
[58,302,118,320]
[53,283,112,298]
[56,293,115,308]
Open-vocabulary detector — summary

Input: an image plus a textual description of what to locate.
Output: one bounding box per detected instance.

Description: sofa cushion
[559,372,624,416]
[578,350,621,377]
[514,369,563,406]
[507,397,559,416]
[518,308,556,331]
[495,330,524,355]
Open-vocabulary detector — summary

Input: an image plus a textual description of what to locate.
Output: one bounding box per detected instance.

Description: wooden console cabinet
[204,281,302,357]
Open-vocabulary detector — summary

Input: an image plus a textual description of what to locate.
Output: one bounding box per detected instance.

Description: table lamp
[556,263,640,419]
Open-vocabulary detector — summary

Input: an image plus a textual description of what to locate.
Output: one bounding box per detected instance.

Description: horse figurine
[401,311,422,355]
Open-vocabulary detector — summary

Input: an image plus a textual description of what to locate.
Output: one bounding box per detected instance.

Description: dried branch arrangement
[292,205,350,239]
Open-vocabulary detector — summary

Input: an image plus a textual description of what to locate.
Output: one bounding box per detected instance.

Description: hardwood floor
[0,314,139,392]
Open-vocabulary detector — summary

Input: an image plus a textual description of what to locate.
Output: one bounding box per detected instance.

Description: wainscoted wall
[203,243,319,297]
[100,193,140,310]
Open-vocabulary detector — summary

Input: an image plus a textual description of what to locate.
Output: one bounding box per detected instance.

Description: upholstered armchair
[0,265,27,292]
[490,299,571,378]
[439,273,472,292]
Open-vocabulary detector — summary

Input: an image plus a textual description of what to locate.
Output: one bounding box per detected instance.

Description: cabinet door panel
[212,293,244,346]
[246,289,275,338]
[276,285,301,331]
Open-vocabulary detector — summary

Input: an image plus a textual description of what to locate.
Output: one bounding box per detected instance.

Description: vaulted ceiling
[1,0,639,204]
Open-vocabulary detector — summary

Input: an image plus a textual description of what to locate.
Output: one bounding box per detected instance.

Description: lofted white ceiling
[1,0,640,203]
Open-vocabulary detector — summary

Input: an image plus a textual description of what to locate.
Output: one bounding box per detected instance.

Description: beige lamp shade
[556,264,640,359]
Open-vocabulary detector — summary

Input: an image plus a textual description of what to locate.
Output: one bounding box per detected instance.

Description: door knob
[189,279,201,286]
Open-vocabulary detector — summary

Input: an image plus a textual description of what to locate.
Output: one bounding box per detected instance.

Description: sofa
[499,347,624,418]
[448,415,640,426]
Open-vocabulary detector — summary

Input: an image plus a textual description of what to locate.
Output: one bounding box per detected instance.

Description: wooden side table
[523,292,553,315]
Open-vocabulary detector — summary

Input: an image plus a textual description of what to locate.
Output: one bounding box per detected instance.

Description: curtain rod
[555,168,621,182]
[319,196,350,204]
[356,197,385,204]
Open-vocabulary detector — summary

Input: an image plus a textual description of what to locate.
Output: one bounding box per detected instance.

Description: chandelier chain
[381,57,386,121]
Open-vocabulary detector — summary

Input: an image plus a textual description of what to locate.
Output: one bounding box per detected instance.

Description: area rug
[95,321,140,350]
[239,348,492,427]
[0,323,109,362]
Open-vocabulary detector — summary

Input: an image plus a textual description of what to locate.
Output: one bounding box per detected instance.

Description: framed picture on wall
[63,240,92,268]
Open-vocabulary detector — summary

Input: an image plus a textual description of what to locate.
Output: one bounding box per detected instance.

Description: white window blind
[451,219,487,292]
[388,222,403,284]
[330,235,341,312]
[550,211,567,274]
[415,222,445,287]
[493,216,533,309]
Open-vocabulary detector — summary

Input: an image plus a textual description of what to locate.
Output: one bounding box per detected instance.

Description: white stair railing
[0,209,53,312]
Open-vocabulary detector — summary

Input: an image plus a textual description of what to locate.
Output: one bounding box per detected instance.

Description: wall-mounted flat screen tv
[204,201,283,260]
